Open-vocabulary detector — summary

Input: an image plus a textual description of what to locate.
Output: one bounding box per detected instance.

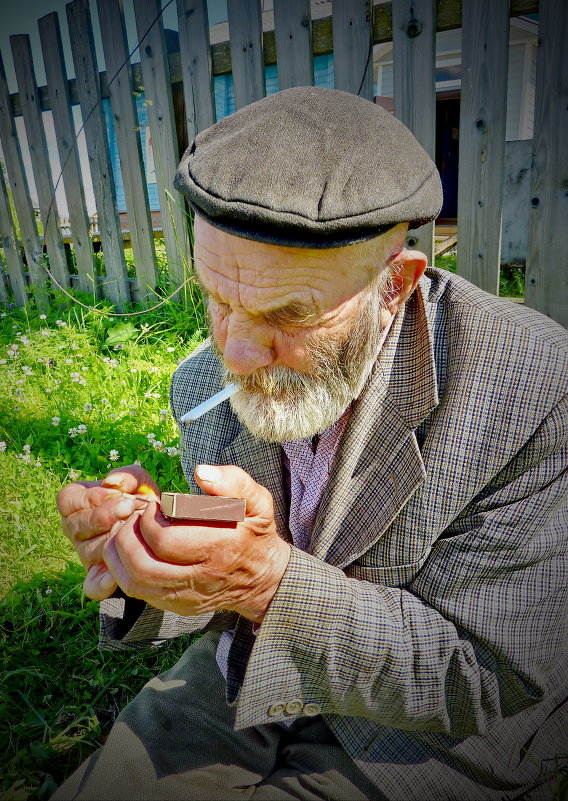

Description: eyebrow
[193,271,319,327]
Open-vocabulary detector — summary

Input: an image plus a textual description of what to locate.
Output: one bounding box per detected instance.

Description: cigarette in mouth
[179,382,239,424]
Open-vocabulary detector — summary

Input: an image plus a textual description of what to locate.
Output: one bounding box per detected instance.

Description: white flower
[9,344,18,351]
[159,409,169,420]
[0,441,6,451]
[23,444,31,453]
[166,446,179,457]
[45,387,52,393]
[0,359,6,364]
[41,330,49,336]
[34,459,42,467]
[55,320,66,327]
[147,432,156,440]
[79,379,87,386]
[45,587,52,594]
[18,453,31,462]
[101,398,109,404]
[84,403,93,411]
[68,427,78,438]
[77,424,87,434]
[52,416,60,425]
[39,314,47,320]
[109,449,119,461]
[65,358,73,365]
[108,413,116,419]
[166,347,175,352]
[68,469,79,480]
[152,440,165,452]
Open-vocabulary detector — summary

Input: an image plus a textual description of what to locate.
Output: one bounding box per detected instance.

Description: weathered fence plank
[392,0,437,263]
[97,0,158,303]
[273,0,313,90]
[177,0,216,142]
[525,0,567,328]
[0,52,48,306]
[456,0,510,295]
[66,0,130,309]
[133,0,189,287]
[38,12,95,296]
[332,0,374,101]
[0,166,28,306]
[227,0,266,109]
[10,34,69,289]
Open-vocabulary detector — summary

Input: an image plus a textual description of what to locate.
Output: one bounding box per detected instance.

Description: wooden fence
[0,0,566,327]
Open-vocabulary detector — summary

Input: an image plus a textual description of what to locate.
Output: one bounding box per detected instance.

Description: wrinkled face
[192,215,400,441]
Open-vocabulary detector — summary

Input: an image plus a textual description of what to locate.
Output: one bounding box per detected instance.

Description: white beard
[222,279,391,442]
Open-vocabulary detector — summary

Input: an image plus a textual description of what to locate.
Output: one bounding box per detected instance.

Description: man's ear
[384,249,428,315]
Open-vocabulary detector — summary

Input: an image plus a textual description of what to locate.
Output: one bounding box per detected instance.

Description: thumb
[194,464,273,522]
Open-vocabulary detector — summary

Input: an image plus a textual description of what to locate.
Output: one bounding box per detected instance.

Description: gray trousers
[52,631,381,801]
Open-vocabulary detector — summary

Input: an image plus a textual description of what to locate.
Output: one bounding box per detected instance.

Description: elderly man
[54,87,567,801]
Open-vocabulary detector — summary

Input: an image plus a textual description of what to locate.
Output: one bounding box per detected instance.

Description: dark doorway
[436,93,460,221]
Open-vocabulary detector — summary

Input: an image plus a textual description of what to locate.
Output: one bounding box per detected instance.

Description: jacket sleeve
[98,595,237,651]
[232,395,568,736]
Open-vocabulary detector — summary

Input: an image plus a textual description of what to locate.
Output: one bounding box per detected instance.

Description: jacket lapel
[221,430,291,544]
[310,282,439,568]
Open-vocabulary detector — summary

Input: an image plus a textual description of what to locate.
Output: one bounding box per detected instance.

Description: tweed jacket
[100,268,568,800]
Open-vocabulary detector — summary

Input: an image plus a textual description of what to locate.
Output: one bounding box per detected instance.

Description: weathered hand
[56,464,159,600]
[102,465,292,623]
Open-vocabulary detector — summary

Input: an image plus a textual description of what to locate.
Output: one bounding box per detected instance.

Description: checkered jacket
[100,268,568,800]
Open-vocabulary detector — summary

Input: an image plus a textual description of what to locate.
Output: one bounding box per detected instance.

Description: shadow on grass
[0,562,196,801]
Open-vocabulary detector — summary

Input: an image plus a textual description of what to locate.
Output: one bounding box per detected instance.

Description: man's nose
[221,319,275,375]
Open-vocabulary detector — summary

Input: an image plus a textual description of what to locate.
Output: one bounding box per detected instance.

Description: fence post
[67,0,131,310]
[0,51,48,307]
[133,0,190,289]
[392,0,436,264]
[177,0,216,143]
[227,0,266,110]
[38,12,96,297]
[333,0,374,101]
[525,0,568,329]
[0,166,28,306]
[456,0,510,296]
[97,0,159,304]
[10,34,69,290]
[273,0,313,90]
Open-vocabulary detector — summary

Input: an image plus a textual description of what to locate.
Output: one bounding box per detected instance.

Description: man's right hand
[56,464,159,600]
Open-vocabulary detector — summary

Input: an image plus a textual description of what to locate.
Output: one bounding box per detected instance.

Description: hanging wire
[35,0,195,318]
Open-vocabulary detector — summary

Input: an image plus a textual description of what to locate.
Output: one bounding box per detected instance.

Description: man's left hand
[101,465,291,623]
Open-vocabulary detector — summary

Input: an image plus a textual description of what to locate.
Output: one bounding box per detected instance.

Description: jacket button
[267,702,286,717]
[303,702,322,717]
[285,699,304,715]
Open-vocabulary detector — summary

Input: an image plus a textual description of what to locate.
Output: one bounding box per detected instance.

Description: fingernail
[99,571,116,591]
[196,465,221,483]
[113,499,135,518]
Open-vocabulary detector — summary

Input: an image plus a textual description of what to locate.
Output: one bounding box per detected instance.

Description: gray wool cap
[174,86,443,249]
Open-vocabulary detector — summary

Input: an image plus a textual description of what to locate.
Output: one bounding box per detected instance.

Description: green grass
[0,286,207,799]
[434,252,525,298]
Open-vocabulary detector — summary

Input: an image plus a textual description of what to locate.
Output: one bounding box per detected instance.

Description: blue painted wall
[105,54,335,213]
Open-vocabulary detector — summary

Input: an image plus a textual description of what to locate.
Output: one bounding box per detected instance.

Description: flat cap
[174,86,442,248]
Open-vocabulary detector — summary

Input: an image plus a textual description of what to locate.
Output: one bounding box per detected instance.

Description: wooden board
[0,51,47,307]
[177,0,216,142]
[392,0,437,263]
[525,0,567,328]
[133,0,190,287]
[97,0,158,302]
[332,0,374,101]
[0,166,28,305]
[38,12,95,295]
[456,0,510,295]
[273,0,313,90]
[227,0,266,109]
[67,0,131,309]
[10,34,69,289]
